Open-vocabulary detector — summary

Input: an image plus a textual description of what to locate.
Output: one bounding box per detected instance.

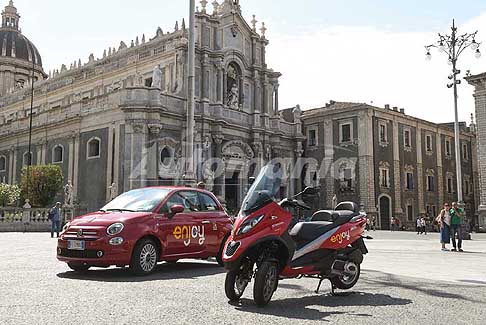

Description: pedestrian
[48,202,62,238]
[371,216,376,231]
[390,217,395,231]
[366,217,370,231]
[420,216,427,235]
[416,216,421,234]
[395,218,400,231]
[436,202,451,251]
[449,202,464,252]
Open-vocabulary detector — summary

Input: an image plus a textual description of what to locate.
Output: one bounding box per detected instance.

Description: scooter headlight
[237,215,265,235]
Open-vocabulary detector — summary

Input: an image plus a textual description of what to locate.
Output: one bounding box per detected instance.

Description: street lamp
[425,19,481,207]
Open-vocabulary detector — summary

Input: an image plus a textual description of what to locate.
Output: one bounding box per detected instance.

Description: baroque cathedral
[0,0,304,213]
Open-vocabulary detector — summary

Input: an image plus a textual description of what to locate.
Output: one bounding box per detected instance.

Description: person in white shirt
[436,203,451,251]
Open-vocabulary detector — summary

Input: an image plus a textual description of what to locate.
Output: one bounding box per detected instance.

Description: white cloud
[266,14,486,124]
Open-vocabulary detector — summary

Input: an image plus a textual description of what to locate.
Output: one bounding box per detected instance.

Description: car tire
[216,234,230,266]
[67,263,90,273]
[253,261,278,307]
[331,262,360,289]
[130,238,159,276]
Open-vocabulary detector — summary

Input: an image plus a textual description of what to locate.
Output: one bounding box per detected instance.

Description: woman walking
[436,203,451,251]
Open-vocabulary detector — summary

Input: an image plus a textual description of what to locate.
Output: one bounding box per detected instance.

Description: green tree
[0,183,21,207]
[21,165,63,207]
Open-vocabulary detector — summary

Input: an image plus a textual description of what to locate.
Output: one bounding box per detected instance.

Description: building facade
[302,101,479,230]
[467,72,486,229]
[0,0,304,213]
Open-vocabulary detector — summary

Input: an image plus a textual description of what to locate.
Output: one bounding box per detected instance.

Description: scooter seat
[290,221,336,245]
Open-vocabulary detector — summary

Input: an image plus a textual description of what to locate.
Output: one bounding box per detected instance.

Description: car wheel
[331,262,360,289]
[130,238,159,276]
[216,234,230,266]
[253,261,278,307]
[67,263,90,273]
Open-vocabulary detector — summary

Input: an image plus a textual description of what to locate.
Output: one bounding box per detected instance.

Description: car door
[195,192,228,255]
[157,191,201,257]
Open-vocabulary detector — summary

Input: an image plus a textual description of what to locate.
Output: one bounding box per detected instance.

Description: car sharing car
[57,187,232,275]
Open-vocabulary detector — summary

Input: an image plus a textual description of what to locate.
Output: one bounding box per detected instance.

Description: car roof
[134,186,215,195]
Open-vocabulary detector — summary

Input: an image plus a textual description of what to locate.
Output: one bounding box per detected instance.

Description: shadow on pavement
[362,269,486,304]
[231,292,411,321]
[56,261,224,282]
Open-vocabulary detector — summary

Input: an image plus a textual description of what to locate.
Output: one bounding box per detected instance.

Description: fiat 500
[57,187,232,275]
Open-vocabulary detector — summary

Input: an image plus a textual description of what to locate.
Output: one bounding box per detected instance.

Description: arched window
[87,138,101,159]
[160,147,173,167]
[0,156,6,172]
[52,145,64,163]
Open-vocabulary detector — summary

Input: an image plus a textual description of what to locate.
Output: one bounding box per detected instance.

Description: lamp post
[425,19,481,207]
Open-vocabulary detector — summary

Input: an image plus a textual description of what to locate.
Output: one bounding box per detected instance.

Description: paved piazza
[1,231,485,324]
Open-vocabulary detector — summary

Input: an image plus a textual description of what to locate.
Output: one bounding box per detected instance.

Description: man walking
[49,202,62,238]
[450,202,463,252]
[416,216,421,234]
[420,216,427,235]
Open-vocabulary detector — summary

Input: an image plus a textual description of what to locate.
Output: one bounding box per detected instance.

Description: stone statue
[134,71,144,87]
[332,194,338,209]
[151,64,163,89]
[203,164,215,192]
[108,183,118,201]
[226,83,239,109]
[64,181,74,206]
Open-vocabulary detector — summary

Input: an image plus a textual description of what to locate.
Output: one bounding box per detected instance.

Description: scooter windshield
[240,162,282,215]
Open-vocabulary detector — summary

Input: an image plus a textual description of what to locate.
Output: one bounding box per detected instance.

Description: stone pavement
[0,231,485,324]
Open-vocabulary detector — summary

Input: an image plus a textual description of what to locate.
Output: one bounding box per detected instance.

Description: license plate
[67,240,85,251]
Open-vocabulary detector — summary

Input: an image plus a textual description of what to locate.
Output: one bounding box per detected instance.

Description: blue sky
[10,0,486,123]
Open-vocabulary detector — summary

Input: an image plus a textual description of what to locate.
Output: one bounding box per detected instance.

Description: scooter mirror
[302,186,319,196]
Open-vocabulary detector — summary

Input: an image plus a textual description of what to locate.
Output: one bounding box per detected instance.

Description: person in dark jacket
[49,202,62,238]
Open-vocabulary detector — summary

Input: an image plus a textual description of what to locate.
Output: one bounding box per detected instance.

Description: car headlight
[62,222,70,232]
[107,223,124,235]
[237,215,265,235]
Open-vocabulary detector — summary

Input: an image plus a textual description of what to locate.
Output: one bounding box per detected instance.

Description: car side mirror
[169,205,185,218]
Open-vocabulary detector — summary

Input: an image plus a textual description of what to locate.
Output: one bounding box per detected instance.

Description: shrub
[21,165,63,207]
[0,183,21,207]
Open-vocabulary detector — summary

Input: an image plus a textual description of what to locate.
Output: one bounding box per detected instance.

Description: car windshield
[240,162,282,215]
[101,188,171,212]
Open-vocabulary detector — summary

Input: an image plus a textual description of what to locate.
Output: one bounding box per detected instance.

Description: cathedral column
[72,132,80,202]
[436,132,444,209]
[416,126,425,214]
[358,110,376,217]
[323,120,335,207]
[213,134,224,199]
[12,147,17,183]
[216,64,224,104]
[392,120,403,218]
[274,83,279,114]
[106,126,115,200]
[8,146,14,184]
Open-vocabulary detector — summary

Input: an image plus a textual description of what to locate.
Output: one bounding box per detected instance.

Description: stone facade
[0,1,304,213]
[302,102,478,230]
[466,72,486,229]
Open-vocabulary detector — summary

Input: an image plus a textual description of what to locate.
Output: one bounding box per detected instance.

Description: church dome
[0,29,43,66]
[0,1,46,96]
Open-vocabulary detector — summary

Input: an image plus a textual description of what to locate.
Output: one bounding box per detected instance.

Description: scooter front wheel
[253,261,278,307]
[225,270,249,301]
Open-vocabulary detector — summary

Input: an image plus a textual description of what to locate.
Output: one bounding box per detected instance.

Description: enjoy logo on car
[173,225,205,246]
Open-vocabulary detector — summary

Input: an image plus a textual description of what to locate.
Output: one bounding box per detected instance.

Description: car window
[199,193,220,212]
[178,191,201,212]
[161,192,186,213]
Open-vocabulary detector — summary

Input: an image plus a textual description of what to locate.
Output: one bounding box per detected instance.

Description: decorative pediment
[379,161,390,169]
[404,164,415,173]
[222,140,255,159]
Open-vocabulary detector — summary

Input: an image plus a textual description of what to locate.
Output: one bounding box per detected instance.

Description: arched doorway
[378,195,392,230]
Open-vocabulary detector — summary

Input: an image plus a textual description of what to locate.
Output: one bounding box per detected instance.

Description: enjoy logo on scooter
[330,229,351,244]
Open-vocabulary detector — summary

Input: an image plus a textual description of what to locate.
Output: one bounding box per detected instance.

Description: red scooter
[223,162,370,306]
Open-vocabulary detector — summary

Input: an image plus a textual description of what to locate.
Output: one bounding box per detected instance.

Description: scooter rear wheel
[225,270,249,301]
[331,262,360,289]
[253,261,278,307]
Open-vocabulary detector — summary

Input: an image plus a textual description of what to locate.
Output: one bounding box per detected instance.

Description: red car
[57,187,232,275]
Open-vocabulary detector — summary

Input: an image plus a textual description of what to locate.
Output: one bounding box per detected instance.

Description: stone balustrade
[0,207,79,232]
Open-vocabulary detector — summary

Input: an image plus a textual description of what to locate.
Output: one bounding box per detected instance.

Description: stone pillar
[323,120,335,207]
[201,55,210,102]
[392,120,403,217]
[358,110,377,216]
[274,84,279,114]
[8,146,14,184]
[106,126,115,200]
[466,74,486,227]
[216,64,224,104]
[113,124,121,190]
[12,147,17,183]
[416,126,425,214]
[72,132,80,202]
[436,132,444,208]
[213,134,224,198]
[129,123,148,189]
